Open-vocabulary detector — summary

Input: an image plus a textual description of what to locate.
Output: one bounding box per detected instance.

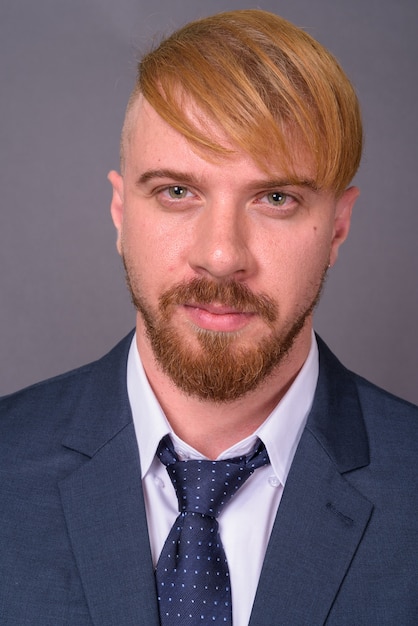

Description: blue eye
[267,192,287,206]
[167,185,189,199]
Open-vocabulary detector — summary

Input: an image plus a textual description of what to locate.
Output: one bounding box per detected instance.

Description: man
[1,9,417,626]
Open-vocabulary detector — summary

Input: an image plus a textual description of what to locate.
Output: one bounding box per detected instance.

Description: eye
[166,185,190,199]
[155,183,202,211]
[266,191,289,206]
[253,189,299,218]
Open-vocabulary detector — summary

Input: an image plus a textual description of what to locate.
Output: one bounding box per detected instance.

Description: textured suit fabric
[0,331,417,625]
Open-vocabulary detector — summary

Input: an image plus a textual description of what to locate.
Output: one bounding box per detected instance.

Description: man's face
[109,97,357,402]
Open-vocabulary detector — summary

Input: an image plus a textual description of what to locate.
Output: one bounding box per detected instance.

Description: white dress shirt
[127,334,319,626]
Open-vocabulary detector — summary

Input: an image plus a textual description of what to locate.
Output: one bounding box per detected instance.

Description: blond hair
[125,9,362,194]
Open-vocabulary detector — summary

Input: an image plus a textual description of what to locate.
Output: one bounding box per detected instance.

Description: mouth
[182,302,255,332]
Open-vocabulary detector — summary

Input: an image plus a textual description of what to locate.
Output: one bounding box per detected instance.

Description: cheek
[259,224,331,301]
[121,211,189,281]
[300,227,331,268]
[299,221,334,263]
[265,223,331,272]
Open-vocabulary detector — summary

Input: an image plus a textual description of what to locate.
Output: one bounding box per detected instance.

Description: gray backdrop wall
[1,0,417,403]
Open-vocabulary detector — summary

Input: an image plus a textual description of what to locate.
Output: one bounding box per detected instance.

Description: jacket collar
[61,330,135,457]
[306,334,370,473]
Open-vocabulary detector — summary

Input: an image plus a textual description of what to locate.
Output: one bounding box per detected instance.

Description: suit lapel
[59,423,160,626]
[58,333,160,626]
[250,337,374,625]
[249,430,373,625]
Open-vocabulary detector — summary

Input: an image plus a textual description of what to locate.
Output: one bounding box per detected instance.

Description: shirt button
[154,476,165,488]
[268,476,280,488]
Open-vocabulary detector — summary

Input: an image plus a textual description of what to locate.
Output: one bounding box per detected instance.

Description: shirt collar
[127,333,318,486]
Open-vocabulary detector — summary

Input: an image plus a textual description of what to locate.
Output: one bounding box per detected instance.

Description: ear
[107,170,124,255]
[329,186,359,267]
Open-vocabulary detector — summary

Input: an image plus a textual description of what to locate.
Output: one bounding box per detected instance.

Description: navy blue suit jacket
[1,332,417,625]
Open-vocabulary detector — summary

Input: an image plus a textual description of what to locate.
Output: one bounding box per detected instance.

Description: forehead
[124,95,315,184]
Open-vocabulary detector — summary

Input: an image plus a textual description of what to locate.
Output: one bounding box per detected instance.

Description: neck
[135,320,312,459]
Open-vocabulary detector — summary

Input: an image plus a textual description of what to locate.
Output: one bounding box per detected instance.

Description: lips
[159,277,278,325]
[183,303,255,332]
[186,302,252,315]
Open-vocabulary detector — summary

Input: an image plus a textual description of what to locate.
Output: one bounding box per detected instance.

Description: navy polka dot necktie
[155,434,270,625]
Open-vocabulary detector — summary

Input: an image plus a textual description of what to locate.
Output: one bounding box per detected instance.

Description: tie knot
[157,436,269,518]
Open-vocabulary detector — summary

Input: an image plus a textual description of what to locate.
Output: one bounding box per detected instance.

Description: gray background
[1,0,417,403]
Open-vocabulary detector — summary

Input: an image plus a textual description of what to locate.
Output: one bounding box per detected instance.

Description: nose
[188,202,254,280]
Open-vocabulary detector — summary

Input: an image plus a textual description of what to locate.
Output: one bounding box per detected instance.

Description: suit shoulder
[1,359,94,404]
[315,335,418,466]
[0,332,134,442]
[317,334,418,426]
[351,372,418,464]
[353,371,418,420]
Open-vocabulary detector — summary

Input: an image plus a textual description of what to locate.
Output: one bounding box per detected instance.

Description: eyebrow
[256,177,319,192]
[137,168,318,192]
[137,169,199,186]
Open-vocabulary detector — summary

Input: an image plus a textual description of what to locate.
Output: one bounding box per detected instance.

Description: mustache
[159,277,278,324]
